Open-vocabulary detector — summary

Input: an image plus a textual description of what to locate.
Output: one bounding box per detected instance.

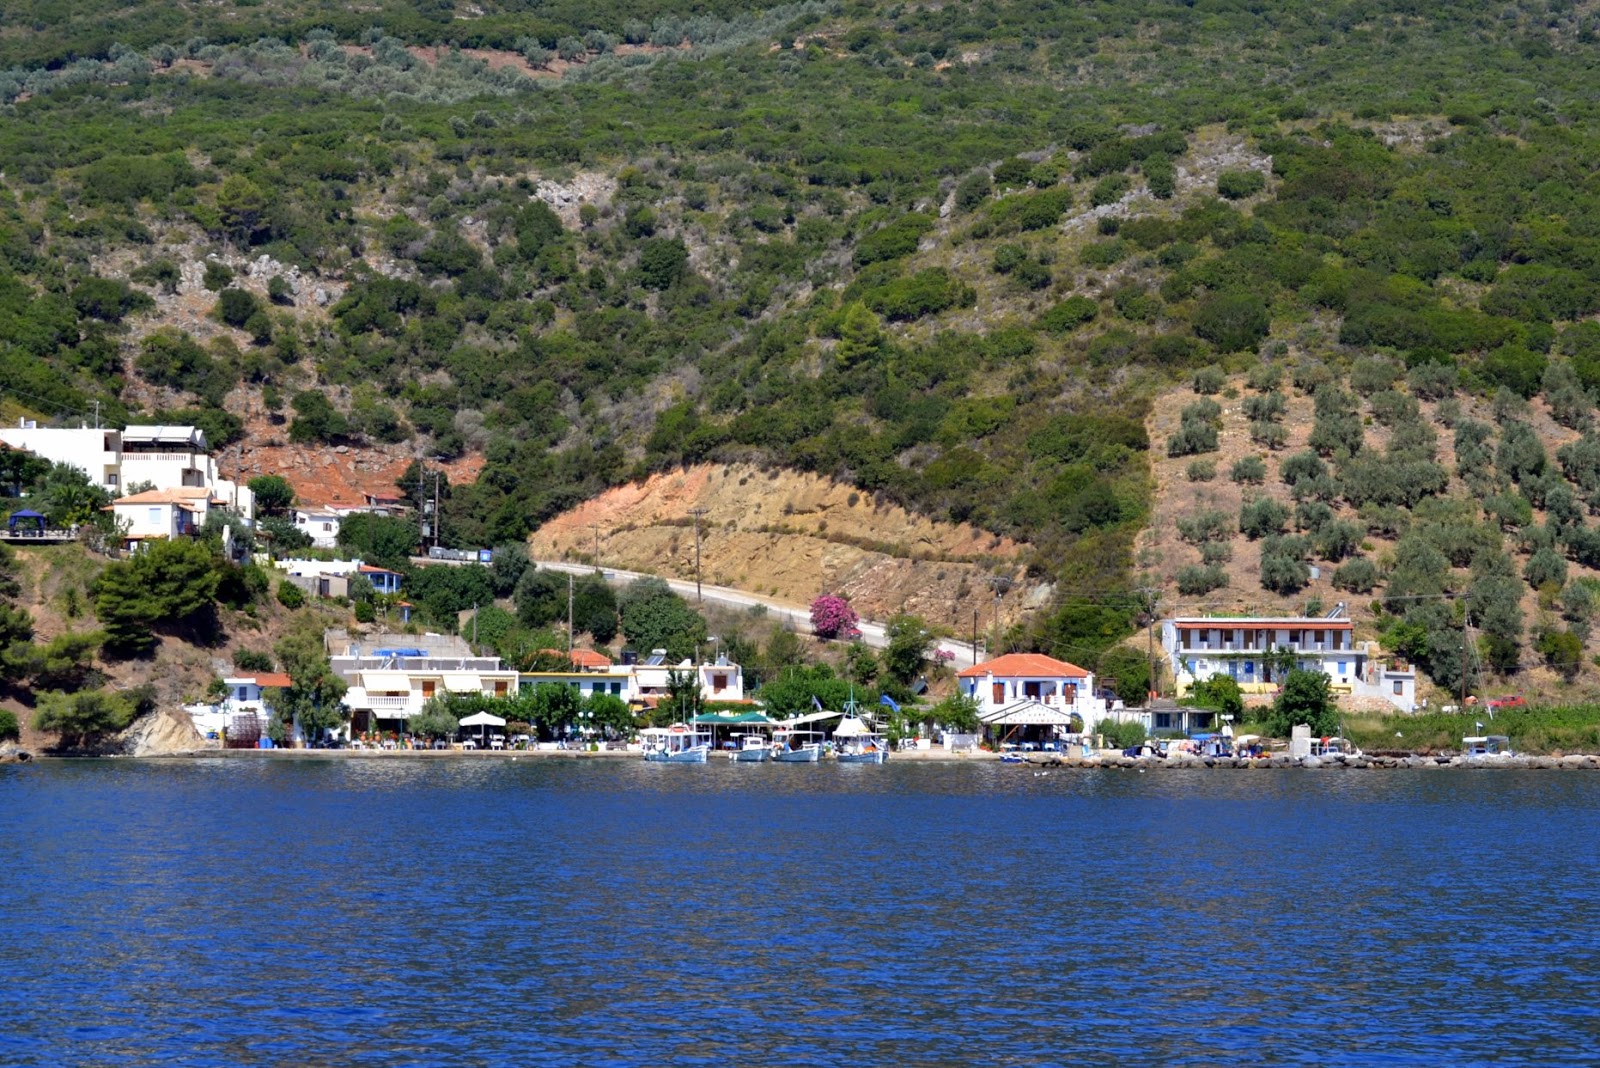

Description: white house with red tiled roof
[956,653,1104,732]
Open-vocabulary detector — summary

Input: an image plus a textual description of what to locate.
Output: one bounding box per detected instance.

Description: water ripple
[3,760,1598,1066]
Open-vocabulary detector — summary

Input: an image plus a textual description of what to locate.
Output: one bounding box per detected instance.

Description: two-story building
[1162,611,1416,711]
[327,629,517,733]
[0,421,122,491]
[119,425,254,519]
[956,653,1103,742]
[520,651,746,708]
[0,422,253,518]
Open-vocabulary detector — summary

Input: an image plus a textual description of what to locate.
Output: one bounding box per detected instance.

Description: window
[322,523,332,532]
[610,682,622,696]
[1244,661,1255,675]
[992,682,1005,704]
[1155,713,1173,729]
[148,507,162,525]
[1023,681,1042,699]
[713,673,727,693]
[1337,661,1348,675]
[107,472,118,487]
[1393,680,1403,695]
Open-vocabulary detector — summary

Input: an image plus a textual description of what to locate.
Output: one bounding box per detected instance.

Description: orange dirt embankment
[528,465,1032,634]
[227,403,483,509]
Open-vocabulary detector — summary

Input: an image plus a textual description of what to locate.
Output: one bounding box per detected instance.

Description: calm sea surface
[3,758,1598,1067]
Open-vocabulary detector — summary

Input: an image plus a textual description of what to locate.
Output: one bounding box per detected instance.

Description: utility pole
[972,608,979,667]
[472,602,479,646]
[591,522,601,564]
[432,467,442,551]
[567,572,575,655]
[689,507,707,603]
[92,399,100,429]
[417,460,429,551]
[1461,608,1471,708]
[1139,585,1161,703]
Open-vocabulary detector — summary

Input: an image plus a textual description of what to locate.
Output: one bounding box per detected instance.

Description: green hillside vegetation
[2,0,1600,694]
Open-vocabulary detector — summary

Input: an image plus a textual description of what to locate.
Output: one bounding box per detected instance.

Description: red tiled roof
[250,673,293,688]
[957,653,1091,679]
[538,648,616,669]
[357,564,400,575]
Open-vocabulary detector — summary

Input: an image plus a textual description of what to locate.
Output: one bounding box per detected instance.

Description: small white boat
[641,725,712,763]
[771,729,825,762]
[732,732,771,762]
[833,716,888,764]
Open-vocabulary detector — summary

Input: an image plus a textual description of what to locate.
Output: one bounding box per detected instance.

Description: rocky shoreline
[40,747,1600,769]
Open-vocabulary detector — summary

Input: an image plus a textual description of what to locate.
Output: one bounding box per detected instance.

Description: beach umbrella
[459,710,506,746]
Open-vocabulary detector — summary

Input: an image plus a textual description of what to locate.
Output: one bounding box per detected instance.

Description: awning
[360,672,412,692]
[459,711,506,727]
[772,709,842,728]
[691,710,772,725]
[832,716,875,737]
[979,699,1080,726]
[442,675,483,693]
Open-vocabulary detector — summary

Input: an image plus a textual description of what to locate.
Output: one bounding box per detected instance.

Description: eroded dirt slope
[529,465,1035,634]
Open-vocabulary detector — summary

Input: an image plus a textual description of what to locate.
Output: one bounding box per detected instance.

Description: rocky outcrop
[120,708,204,757]
[0,743,33,763]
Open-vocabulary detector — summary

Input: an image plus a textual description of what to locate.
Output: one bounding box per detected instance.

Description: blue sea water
[3,758,1598,1067]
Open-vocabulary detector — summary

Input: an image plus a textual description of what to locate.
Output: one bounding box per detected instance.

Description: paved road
[412,554,983,666]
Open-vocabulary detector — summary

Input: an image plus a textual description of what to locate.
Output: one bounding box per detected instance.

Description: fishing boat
[833,716,888,764]
[640,724,712,763]
[771,729,825,762]
[732,732,771,762]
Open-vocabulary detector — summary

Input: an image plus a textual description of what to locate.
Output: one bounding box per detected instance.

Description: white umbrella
[458,710,506,747]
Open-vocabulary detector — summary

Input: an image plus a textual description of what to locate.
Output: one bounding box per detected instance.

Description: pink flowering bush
[810,594,859,639]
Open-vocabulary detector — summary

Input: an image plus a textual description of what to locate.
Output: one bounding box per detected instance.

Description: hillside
[3,0,1600,701]
[528,463,1030,635]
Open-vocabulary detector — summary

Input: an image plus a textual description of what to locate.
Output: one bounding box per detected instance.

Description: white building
[293,507,344,548]
[1162,611,1416,712]
[107,486,227,546]
[520,651,746,707]
[121,425,254,520]
[325,630,516,733]
[0,422,122,491]
[186,671,291,741]
[957,653,1106,738]
[0,421,253,518]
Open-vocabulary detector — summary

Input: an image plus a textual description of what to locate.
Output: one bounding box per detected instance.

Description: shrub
[1231,456,1267,484]
[1167,420,1217,457]
[809,594,859,640]
[1186,459,1216,482]
[1250,421,1287,449]
[1242,392,1286,422]
[1037,296,1098,333]
[1097,717,1148,748]
[1216,170,1266,200]
[1200,541,1233,565]
[1192,367,1225,395]
[1239,497,1290,539]
[1259,536,1310,594]
[1177,509,1232,544]
[0,708,17,741]
[277,581,305,609]
[234,648,273,672]
[1177,564,1228,595]
[1315,520,1363,561]
[1332,557,1379,593]
[1349,356,1402,396]
[1193,292,1269,353]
